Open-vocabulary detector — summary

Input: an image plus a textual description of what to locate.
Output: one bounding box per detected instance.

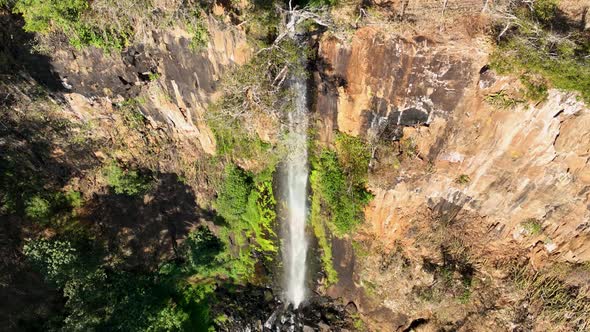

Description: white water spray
[283,74,309,309]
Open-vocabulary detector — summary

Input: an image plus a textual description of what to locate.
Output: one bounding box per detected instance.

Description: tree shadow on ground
[83,172,216,270]
[0,11,64,91]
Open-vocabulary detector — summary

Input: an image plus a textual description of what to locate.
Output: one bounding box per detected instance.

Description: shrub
[103,163,151,196]
[25,196,51,220]
[12,0,88,33]
[522,218,543,236]
[310,149,372,236]
[117,98,146,129]
[455,174,471,185]
[335,133,371,187]
[23,238,78,286]
[215,165,253,223]
[213,165,279,277]
[185,10,209,51]
[532,0,558,22]
[484,90,524,109]
[511,263,590,330]
[491,1,590,104]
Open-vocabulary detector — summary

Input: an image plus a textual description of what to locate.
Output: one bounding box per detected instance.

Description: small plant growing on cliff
[335,133,372,187]
[184,10,209,51]
[522,218,543,236]
[484,90,524,109]
[103,163,151,196]
[117,98,146,129]
[455,174,471,185]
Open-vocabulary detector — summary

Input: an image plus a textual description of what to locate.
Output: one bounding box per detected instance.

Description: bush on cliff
[491,0,590,103]
[9,0,209,52]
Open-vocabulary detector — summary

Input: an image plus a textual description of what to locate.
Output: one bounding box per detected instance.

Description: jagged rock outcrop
[52,17,250,154]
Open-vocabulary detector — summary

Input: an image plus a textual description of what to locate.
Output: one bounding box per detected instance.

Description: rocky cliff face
[316,23,590,331]
[53,17,249,155]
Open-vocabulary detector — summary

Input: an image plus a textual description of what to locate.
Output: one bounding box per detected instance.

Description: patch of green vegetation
[362,279,378,297]
[520,72,549,102]
[351,313,365,331]
[23,226,225,331]
[215,38,312,119]
[400,137,418,159]
[103,163,152,196]
[22,190,84,222]
[351,240,369,259]
[491,0,590,104]
[308,134,372,283]
[455,174,471,185]
[185,10,209,51]
[147,72,160,82]
[12,0,89,34]
[310,181,338,285]
[310,147,372,236]
[23,238,78,286]
[11,0,131,52]
[215,165,251,223]
[207,110,276,164]
[213,164,278,279]
[118,98,146,129]
[9,0,209,53]
[522,218,543,236]
[335,133,372,187]
[24,196,51,220]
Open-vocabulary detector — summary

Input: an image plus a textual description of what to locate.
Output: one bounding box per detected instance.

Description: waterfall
[283,73,309,309]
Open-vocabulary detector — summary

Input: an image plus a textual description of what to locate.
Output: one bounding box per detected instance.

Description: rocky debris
[213,286,354,332]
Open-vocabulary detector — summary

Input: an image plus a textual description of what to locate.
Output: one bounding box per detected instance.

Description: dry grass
[511,263,590,331]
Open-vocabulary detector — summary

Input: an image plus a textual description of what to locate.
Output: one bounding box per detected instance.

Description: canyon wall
[318,27,590,264]
[317,25,590,331]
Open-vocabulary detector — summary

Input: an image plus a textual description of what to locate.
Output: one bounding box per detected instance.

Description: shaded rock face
[316,27,475,141]
[49,17,250,154]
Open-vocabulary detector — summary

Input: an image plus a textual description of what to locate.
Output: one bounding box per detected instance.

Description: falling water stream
[283,74,309,309]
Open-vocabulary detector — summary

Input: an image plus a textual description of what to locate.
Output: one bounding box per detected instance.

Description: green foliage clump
[532,0,558,22]
[310,148,372,236]
[215,165,252,222]
[118,98,146,129]
[11,0,130,51]
[23,227,226,331]
[335,133,372,187]
[522,218,543,236]
[310,183,338,285]
[24,196,51,220]
[23,238,78,286]
[9,0,209,52]
[308,135,372,283]
[511,263,590,330]
[455,174,471,185]
[103,163,151,196]
[12,0,88,34]
[491,0,590,104]
[21,190,84,221]
[213,165,278,278]
[185,10,209,51]
[484,90,525,109]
